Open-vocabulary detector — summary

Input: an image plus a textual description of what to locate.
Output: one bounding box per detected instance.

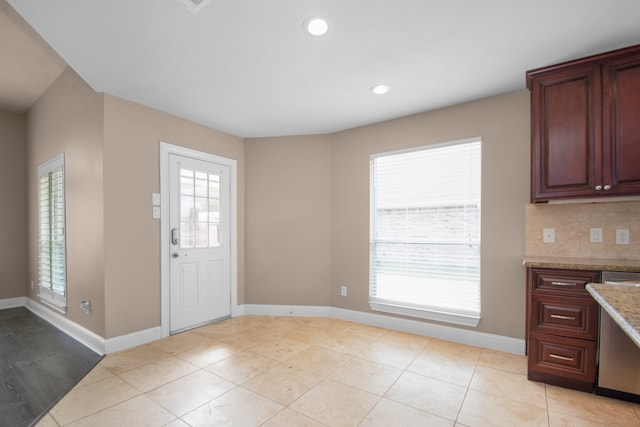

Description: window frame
[38,154,67,313]
[369,138,481,327]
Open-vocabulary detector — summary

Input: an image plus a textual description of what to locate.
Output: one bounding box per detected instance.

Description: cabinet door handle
[549,353,574,362]
[551,281,576,287]
[603,184,612,191]
[550,314,575,320]
[595,185,602,190]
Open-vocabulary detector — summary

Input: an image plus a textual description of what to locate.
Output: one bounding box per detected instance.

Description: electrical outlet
[80,300,91,315]
[340,286,347,297]
[616,229,630,245]
[590,228,603,243]
[543,228,555,243]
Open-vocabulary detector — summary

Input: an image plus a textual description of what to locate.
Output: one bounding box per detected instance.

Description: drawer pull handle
[549,353,574,362]
[550,314,575,320]
[551,281,576,287]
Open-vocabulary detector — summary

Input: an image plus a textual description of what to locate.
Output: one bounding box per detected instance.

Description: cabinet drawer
[529,268,600,296]
[528,332,596,384]
[530,294,598,340]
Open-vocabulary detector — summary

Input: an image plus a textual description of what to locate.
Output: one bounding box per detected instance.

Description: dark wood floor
[0,307,102,427]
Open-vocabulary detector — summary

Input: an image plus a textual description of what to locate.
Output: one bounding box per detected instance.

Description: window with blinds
[369,138,481,327]
[38,154,67,312]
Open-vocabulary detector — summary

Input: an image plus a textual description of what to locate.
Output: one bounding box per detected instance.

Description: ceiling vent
[175,0,211,14]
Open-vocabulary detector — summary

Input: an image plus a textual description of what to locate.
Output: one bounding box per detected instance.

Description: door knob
[172,252,180,258]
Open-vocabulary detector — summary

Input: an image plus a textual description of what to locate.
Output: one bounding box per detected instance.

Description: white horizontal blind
[38,155,66,311]
[370,139,481,322]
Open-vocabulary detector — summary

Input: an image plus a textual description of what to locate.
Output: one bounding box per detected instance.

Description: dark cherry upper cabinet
[527,45,640,202]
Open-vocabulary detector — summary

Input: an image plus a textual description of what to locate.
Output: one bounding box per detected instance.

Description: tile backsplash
[525,201,640,259]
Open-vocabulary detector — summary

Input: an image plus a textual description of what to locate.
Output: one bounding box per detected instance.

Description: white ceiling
[4,0,640,138]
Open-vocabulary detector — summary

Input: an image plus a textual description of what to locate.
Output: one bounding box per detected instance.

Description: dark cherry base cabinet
[528,332,597,392]
[526,268,601,392]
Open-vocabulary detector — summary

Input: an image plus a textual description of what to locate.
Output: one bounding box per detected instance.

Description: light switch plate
[152,193,161,206]
[616,229,630,245]
[543,228,555,243]
[590,228,603,243]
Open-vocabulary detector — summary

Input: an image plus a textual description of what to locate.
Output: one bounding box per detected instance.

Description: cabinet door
[530,63,602,201]
[529,294,599,340]
[528,332,596,388]
[528,268,601,296]
[602,51,640,196]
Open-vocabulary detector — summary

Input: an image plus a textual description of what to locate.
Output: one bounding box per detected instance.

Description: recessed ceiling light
[371,84,390,95]
[304,17,330,36]
[175,0,211,14]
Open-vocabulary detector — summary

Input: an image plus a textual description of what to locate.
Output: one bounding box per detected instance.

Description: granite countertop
[586,282,640,348]
[523,256,640,272]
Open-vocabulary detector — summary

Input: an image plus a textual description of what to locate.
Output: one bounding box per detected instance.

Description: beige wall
[329,90,531,339]
[0,109,26,299]
[245,135,332,306]
[245,90,530,339]
[245,91,530,339]
[103,95,245,338]
[25,67,106,335]
[21,64,528,341]
[22,67,245,339]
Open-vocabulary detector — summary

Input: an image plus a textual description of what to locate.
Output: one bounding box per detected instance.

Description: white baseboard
[243,304,332,317]
[7,297,524,356]
[243,304,525,355]
[25,298,107,355]
[22,298,162,355]
[231,303,245,317]
[104,326,162,354]
[0,296,26,310]
[331,307,525,355]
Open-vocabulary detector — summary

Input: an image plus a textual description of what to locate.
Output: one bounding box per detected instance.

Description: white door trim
[159,142,239,338]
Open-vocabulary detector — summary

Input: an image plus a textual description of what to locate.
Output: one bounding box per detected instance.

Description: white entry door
[169,153,231,333]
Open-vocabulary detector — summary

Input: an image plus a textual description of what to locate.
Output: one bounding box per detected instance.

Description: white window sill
[369,300,480,327]
[39,287,67,313]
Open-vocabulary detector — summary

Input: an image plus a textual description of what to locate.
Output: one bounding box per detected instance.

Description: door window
[179,167,221,248]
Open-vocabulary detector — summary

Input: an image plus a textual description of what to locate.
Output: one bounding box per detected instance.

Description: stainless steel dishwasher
[596,271,640,403]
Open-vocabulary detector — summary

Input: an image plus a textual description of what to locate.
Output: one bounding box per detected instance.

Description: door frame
[159,142,239,338]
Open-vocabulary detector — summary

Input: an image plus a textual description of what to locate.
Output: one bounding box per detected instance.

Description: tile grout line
[544,383,551,427]
[453,358,480,425]
[352,330,400,426]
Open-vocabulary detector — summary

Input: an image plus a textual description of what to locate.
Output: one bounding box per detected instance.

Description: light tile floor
[35,316,640,427]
